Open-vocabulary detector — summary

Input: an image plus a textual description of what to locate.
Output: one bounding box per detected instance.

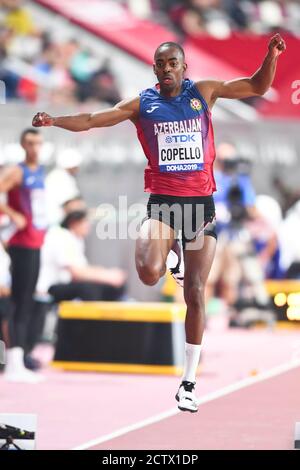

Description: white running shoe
[3,367,45,384]
[3,347,45,384]
[175,381,198,413]
[166,239,184,288]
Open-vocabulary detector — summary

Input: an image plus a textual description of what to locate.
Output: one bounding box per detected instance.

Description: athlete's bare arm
[197,33,286,109]
[0,166,22,193]
[32,97,140,131]
[0,166,26,229]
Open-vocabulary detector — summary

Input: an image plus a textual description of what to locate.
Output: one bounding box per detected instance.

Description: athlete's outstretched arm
[197,33,286,108]
[32,97,140,131]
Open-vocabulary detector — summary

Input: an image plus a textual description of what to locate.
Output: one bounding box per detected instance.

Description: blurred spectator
[223,0,249,29]
[207,142,256,310]
[207,219,275,327]
[0,128,47,383]
[165,0,300,36]
[64,40,120,104]
[34,38,76,104]
[206,232,242,308]
[245,203,280,278]
[1,1,297,105]
[0,3,122,104]
[213,142,257,230]
[1,0,36,36]
[251,194,282,279]
[207,142,276,326]
[37,210,127,302]
[273,175,300,216]
[279,201,300,278]
[0,25,19,99]
[24,196,88,364]
[127,0,154,19]
[62,196,87,216]
[45,148,83,225]
[86,60,122,105]
[167,0,234,38]
[238,0,300,35]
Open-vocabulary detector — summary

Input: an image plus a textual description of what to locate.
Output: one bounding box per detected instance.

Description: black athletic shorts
[145,193,217,247]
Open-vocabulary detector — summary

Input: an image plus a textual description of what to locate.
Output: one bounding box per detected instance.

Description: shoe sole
[178,406,198,413]
[175,394,198,413]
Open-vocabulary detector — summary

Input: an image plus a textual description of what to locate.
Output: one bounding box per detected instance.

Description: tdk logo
[165,134,196,144]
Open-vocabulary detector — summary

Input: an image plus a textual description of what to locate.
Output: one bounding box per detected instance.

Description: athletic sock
[182,342,202,383]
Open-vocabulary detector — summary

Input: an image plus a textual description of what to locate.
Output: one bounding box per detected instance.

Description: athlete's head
[20,128,43,164]
[153,42,187,95]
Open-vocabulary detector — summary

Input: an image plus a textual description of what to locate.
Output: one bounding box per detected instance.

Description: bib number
[158,131,204,173]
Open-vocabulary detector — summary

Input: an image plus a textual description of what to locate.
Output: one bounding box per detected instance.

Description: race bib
[31,189,48,230]
[158,131,204,173]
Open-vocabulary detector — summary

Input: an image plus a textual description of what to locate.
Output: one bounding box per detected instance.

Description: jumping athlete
[32,33,286,412]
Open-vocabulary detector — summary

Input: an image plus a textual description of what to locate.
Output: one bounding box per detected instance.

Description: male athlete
[32,33,286,412]
[0,128,47,382]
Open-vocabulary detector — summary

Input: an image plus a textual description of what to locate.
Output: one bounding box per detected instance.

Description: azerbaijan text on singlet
[135,79,216,197]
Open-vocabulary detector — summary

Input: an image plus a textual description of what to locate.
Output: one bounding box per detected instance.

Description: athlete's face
[21,132,43,164]
[153,47,187,96]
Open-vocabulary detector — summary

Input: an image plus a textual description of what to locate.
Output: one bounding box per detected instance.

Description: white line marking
[73,359,300,450]
[73,407,180,451]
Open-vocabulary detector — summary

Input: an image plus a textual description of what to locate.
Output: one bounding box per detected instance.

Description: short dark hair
[20,128,41,143]
[61,210,88,229]
[154,42,185,61]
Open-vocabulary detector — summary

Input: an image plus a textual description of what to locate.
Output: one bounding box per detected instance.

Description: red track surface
[1,328,299,449]
[91,366,300,450]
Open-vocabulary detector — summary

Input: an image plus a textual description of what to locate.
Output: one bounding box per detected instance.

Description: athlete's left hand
[268,33,286,58]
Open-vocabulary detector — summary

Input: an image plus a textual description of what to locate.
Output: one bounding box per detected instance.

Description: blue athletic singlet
[8,163,47,249]
[135,79,217,197]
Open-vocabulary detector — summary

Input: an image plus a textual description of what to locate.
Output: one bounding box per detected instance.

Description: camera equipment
[0,423,35,451]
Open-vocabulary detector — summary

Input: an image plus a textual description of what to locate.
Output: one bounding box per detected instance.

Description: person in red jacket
[0,128,47,383]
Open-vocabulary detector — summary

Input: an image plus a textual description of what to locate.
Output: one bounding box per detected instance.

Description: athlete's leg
[135,219,175,286]
[9,247,40,349]
[176,234,216,412]
[4,248,43,382]
[184,234,216,344]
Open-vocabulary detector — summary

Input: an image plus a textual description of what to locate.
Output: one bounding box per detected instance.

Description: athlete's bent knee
[137,262,162,286]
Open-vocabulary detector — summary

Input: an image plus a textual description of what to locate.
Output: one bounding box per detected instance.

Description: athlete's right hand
[32,112,54,127]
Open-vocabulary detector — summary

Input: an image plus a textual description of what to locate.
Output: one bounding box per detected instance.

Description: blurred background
[0,1,300,450]
[0,0,300,373]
